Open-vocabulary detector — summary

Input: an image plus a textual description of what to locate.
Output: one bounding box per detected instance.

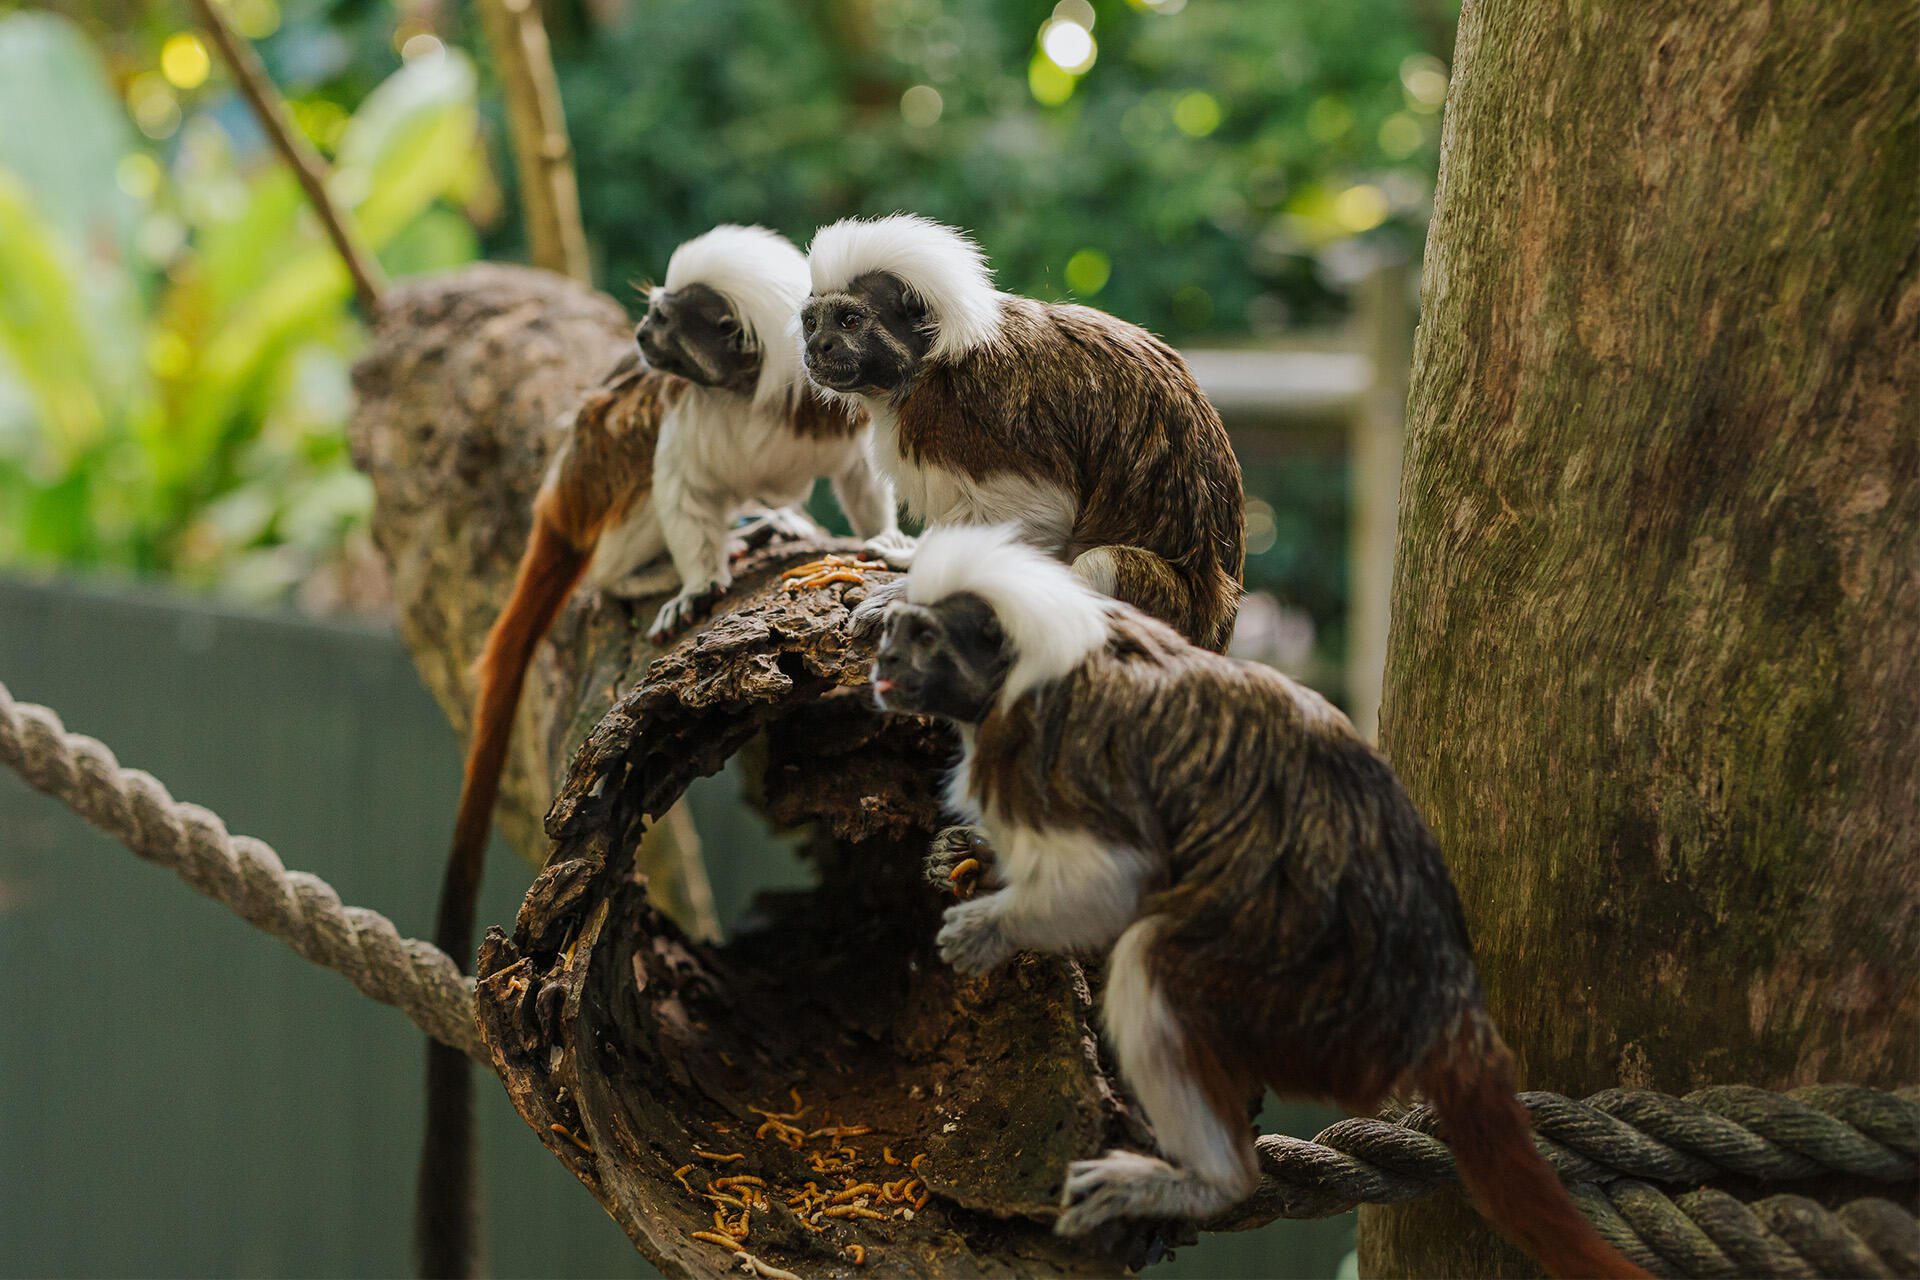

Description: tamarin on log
[869,524,1651,1280]
[417,225,892,1278]
[799,213,1246,654]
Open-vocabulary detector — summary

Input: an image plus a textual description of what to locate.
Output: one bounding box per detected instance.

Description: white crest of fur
[664,224,810,405]
[906,524,1111,703]
[806,214,1003,360]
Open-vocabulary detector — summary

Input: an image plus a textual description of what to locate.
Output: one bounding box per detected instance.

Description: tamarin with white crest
[798,213,1245,653]
[418,224,894,1279]
[868,524,1651,1280]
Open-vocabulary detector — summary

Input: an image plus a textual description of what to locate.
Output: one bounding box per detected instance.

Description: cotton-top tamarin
[799,214,1245,653]
[418,224,894,1279]
[868,525,1650,1280]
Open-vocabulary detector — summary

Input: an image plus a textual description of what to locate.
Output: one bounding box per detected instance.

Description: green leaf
[0,12,149,401]
[0,12,141,263]
[334,49,481,246]
[0,168,108,461]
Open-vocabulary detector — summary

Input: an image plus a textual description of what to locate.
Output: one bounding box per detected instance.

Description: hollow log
[348,265,1171,1277]
[1363,0,1918,1274]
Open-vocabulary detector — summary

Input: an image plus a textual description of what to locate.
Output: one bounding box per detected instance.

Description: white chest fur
[951,734,1148,953]
[664,388,859,508]
[861,396,1076,554]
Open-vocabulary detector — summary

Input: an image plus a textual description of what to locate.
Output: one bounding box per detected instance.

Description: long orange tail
[1419,1012,1651,1280]
[414,511,589,1279]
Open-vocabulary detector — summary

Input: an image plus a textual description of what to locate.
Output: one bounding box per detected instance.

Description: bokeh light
[159,33,210,90]
[135,210,187,262]
[1305,95,1351,142]
[900,84,943,126]
[1172,90,1222,137]
[1029,53,1076,105]
[1064,248,1111,295]
[1378,112,1422,158]
[128,73,181,139]
[400,32,445,61]
[226,0,281,39]
[1052,0,1096,29]
[1244,498,1278,556]
[392,21,430,55]
[115,153,162,202]
[1401,53,1448,111]
[1040,19,1095,74]
[1333,184,1388,232]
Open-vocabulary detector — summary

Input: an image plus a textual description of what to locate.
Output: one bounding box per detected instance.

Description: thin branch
[476,0,592,281]
[187,0,388,316]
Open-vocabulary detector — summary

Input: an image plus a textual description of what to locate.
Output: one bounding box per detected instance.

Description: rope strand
[0,680,482,1061]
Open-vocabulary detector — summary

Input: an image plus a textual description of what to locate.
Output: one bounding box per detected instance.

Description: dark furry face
[800,271,932,397]
[872,593,1008,724]
[635,282,760,393]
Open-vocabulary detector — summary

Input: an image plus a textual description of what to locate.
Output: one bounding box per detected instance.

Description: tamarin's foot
[649,579,729,642]
[935,892,1018,976]
[732,505,826,556]
[780,553,888,593]
[1055,1151,1244,1236]
[927,826,993,898]
[860,529,918,569]
[847,577,908,635]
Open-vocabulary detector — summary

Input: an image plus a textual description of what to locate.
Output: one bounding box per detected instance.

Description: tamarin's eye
[839,312,863,332]
[801,313,817,335]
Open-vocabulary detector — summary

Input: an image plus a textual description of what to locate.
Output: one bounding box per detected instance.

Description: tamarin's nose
[636,321,665,360]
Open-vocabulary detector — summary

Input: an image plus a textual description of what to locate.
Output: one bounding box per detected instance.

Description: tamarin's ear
[902,285,932,331]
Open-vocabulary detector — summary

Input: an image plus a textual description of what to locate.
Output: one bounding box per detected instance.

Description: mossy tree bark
[1363,0,1917,1275]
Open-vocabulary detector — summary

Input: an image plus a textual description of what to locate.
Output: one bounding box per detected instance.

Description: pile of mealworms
[671,1088,934,1270]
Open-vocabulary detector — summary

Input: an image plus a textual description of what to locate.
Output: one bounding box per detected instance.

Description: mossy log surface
[1365,0,1918,1274]
[348,265,1168,1278]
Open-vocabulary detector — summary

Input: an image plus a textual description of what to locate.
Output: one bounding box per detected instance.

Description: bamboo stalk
[476,0,592,281]
[187,0,388,316]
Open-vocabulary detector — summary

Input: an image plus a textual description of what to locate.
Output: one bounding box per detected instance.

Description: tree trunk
[348,265,1171,1278]
[1363,1,1917,1275]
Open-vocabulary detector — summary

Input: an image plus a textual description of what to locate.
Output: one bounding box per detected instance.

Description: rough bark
[348,266,622,870]
[1364,0,1917,1275]
[348,265,1168,1277]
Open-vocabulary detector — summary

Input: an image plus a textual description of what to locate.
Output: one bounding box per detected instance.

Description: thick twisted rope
[1222,1085,1918,1278]
[0,680,484,1062]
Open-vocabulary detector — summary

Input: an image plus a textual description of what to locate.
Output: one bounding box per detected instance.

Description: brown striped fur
[785,380,869,440]
[893,298,1245,650]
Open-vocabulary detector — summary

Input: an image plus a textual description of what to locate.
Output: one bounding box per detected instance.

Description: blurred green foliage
[0,7,484,600]
[0,0,1448,639]
[551,0,1444,338]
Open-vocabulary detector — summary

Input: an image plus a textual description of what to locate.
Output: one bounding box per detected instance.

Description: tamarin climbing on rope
[869,524,1651,1280]
[418,225,893,1278]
